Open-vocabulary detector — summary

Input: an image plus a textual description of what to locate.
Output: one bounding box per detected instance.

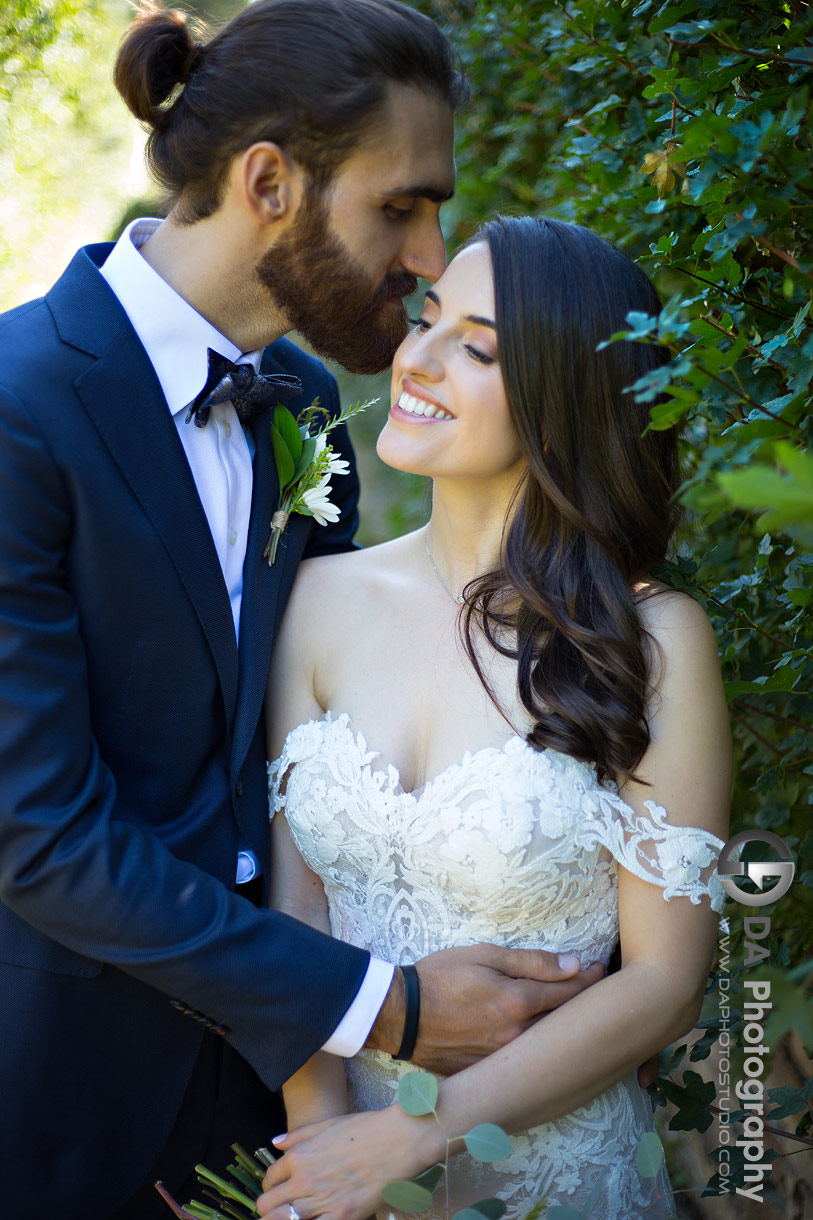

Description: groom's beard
[256,190,417,375]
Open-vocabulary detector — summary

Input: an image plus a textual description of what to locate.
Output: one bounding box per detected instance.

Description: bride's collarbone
[317,605,529,788]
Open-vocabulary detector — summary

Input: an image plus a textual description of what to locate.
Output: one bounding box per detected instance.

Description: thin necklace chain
[424,526,464,605]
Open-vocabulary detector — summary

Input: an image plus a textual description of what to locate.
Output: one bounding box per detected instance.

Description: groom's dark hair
[115,0,467,223]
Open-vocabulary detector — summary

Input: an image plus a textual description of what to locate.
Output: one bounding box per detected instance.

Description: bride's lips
[391,378,455,424]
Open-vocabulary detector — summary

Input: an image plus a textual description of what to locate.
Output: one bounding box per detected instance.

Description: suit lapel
[53,248,239,730]
[231,402,286,782]
[232,340,325,785]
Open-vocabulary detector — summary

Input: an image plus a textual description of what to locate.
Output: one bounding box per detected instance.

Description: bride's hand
[256,1108,443,1220]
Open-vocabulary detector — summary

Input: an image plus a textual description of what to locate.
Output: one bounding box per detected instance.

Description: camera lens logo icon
[717,830,795,907]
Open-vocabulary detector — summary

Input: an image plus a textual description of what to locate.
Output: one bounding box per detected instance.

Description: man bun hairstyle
[114,0,467,223]
[114,3,204,127]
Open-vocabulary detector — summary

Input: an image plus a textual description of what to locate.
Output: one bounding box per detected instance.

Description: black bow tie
[184,348,303,428]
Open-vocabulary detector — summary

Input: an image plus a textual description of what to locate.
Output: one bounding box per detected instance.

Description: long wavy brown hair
[462,216,680,785]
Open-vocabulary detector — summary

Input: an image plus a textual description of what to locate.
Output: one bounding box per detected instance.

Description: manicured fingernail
[271,1134,287,1146]
[558,953,580,971]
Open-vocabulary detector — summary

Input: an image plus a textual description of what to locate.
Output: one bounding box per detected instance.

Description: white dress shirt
[100,219,394,1057]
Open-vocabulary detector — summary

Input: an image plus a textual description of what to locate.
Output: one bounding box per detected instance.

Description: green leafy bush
[411,0,812,1202]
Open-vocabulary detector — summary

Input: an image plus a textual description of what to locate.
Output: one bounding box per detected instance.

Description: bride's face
[377,243,524,483]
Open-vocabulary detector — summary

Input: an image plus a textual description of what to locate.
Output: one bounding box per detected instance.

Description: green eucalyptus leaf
[635,1131,665,1178]
[397,1070,439,1116]
[463,1123,513,1163]
[381,1181,435,1212]
[582,1166,609,1215]
[459,1198,507,1219]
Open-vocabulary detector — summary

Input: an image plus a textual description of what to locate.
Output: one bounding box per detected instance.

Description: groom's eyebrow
[383,183,455,203]
[425,289,496,330]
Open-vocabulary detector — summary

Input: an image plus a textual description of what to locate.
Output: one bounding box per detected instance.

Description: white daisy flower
[301,475,341,525]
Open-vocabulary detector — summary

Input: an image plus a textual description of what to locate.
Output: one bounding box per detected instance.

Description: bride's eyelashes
[407,317,496,366]
[465,344,495,366]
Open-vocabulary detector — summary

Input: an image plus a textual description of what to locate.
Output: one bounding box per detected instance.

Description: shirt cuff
[321,957,395,1057]
[235,850,259,884]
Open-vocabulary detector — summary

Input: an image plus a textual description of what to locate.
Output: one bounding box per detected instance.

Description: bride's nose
[398,328,446,384]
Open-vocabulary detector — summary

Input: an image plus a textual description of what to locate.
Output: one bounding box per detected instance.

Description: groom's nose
[399,212,447,283]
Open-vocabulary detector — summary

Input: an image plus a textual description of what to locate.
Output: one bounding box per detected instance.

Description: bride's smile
[391,378,456,421]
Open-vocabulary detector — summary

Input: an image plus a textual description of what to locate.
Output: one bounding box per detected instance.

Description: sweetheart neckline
[274,711,727,915]
[312,709,556,801]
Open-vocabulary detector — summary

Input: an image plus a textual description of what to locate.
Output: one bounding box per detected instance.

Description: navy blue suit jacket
[0,245,370,1215]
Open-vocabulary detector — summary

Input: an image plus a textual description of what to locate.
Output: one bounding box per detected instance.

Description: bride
[257,215,730,1220]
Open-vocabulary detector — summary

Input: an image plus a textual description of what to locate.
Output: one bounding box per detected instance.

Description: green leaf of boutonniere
[270,420,296,490]
[273,405,303,462]
[291,435,317,486]
[271,405,304,494]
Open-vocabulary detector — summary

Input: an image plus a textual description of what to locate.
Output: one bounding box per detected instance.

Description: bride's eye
[465,344,495,366]
[408,316,432,333]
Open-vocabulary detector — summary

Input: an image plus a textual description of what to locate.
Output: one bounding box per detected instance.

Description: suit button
[235,774,243,798]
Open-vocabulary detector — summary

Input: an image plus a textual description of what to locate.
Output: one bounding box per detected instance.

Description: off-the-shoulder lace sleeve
[267,717,332,819]
[573,785,726,913]
[267,756,285,820]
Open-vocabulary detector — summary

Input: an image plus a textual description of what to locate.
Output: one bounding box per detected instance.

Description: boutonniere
[264,397,373,565]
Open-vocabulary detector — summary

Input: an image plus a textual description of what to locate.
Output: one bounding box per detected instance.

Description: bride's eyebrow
[425,289,496,330]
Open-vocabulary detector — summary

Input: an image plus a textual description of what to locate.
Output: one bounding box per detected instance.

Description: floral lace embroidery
[269,713,725,1220]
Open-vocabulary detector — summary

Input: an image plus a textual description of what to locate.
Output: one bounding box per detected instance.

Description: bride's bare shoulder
[634,581,715,644]
[286,533,418,623]
[634,581,721,697]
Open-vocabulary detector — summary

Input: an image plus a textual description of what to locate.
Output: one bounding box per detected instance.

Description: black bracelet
[393,964,420,1061]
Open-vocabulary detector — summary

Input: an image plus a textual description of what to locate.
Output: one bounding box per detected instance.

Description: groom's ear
[239,142,305,227]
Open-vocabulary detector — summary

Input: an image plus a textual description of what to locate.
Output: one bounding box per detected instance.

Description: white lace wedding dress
[270,712,724,1220]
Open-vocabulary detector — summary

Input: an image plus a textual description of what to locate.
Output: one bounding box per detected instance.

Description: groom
[0,2,604,1217]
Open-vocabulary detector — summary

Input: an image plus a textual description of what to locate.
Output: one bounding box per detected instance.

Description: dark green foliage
[655,1070,717,1133]
[415,0,812,954]
[8,0,809,1206]
[409,0,813,1198]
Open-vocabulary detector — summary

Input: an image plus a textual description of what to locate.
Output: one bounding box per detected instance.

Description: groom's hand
[365,945,604,1075]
